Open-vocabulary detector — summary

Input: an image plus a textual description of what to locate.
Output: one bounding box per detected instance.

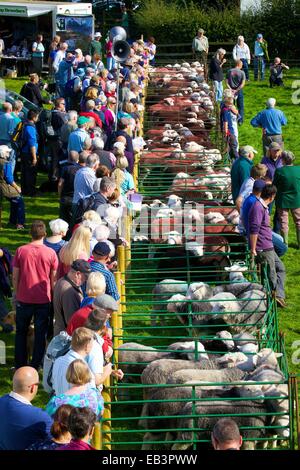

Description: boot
[280,231,288,246]
[297,230,300,249]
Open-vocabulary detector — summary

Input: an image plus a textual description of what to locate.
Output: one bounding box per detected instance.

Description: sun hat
[239,145,257,157]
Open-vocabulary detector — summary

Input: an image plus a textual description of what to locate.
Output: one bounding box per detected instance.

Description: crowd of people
[0,25,297,451]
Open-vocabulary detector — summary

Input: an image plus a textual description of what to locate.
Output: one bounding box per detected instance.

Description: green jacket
[231,156,253,202]
[273,165,300,209]
[89,40,102,58]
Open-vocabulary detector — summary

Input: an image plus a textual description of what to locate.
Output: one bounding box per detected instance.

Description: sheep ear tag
[274,353,283,358]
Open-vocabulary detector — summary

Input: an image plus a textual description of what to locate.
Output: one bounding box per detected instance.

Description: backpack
[74,192,98,225]
[42,330,72,394]
[11,120,26,153]
[64,76,79,98]
[39,108,57,140]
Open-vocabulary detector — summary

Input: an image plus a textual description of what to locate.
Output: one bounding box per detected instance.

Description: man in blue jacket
[251,98,287,156]
[0,367,52,449]
[20,109,39,196]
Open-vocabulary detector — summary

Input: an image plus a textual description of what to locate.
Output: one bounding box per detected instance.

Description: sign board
[0,5,27,15]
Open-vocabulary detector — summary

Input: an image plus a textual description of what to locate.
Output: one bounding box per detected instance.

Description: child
[221,96,239,160]
[57,407,97,451]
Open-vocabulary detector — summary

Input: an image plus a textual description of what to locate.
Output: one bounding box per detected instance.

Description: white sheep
[186,282,213,300]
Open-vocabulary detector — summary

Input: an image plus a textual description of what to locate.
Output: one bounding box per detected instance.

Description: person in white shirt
[232,36,251,81]
[0,35,5,57]
[31,34,44,74]
[53,42,68,73]
[192,28,209,78]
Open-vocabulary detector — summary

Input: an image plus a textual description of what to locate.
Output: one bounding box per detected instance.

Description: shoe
[16,224,25,230]
[276,297,287,308]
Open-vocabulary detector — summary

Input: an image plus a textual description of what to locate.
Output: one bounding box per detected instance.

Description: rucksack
[39,108,57,140]
[64,76,79,98]
[42,331,72,394]
[74,192,98,225]
[11,120,26,153]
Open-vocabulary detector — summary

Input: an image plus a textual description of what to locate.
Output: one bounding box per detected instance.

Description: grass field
[0,69,300,413]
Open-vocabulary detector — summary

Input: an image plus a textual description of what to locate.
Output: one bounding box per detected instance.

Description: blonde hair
[82,210,101,223]
[85,87,98,100]
[71,327,94,351]
[59,225,91,266]
[66,359,92,386]
[86,271,106,297]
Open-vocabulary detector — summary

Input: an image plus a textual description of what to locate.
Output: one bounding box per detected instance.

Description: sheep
[172,399,277,450]
[213,282,264,298]
[151,279,188,326]
[238,289,267,314]
[167,341,209,361]
[166,366,246,385]
[186,282,213,301]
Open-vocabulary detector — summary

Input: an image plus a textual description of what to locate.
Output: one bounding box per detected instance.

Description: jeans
[254,56,265,80]
[262,134,283,156]
[257,249,286,299]
[241,58,249,80]
[235,89,244,123]
[15,302,51,370]
[213,80,223,102]
[8,196,25,225]
[277,207,300,232]
[59,197,73,225]
[20,153,37,196]
[0,291,8,320]
[227,134,239,160]
[272,231,287,257]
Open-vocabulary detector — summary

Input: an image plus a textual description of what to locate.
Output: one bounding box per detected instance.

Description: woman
[273,151,300,247]
[46,360,104,419]
[105,38,115,71]
[48,35,60,75]
[58,225,91,278]
[93,53,105,73]
[112,156,135,196]
[27,405,73,450]
[31,34,44,74]
[232,36,251,81]
[209,48,226,103]
[44,218,69,256]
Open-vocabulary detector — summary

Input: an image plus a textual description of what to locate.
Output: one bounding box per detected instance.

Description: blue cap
[257,33,263,38]
[253,179,266,192]
[93,242,111,257]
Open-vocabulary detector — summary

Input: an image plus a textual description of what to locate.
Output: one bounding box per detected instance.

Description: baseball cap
[268,142,282,151]
[239,145,257,157]
[253,179,266,192]
[93,241,111,257]
[94,98,102,106]
[77,116,91,126]
[257,33,263,38]
[94,32,102,38]
[0,145,12,157]
[71,259,92,274]
[93,294,118,311]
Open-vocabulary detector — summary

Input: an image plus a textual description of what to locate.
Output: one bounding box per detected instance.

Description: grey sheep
[152,279,188,326]
[166,367,245,385]
[213,282,264,298]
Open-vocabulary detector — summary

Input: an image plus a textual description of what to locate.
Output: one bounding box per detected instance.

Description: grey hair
[215,48,226,60]
[100,176,116,193]
[49,218,69,235]
[79,150,89,164]
[237,35,244,42]
[266,98,276,108]
[85,100,95,111]
[13,100,23,112]
[67,110,78,122]
[92,137,105,150]
[281,151,295,165]
[86,153,99,168]
[69,150,79,163]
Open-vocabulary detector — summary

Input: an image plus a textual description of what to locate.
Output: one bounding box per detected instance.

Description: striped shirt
[90,260,120,301]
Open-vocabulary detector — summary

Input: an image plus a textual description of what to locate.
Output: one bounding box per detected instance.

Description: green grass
[1,70,300,419]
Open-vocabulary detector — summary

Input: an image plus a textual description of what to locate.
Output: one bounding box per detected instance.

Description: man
[89,32,102,59]
[13,221,58,369]
[20,109,39,196]
[211,418,242,450]
[231,145,256,202]
[226,59,246,124]
[253,33,269,81]
[52,42,68,74]
[235,163,267,212]
[192,28,209,79]
[221,95,239,160]
[68,116,91,154]
[92,137,115,171]
[60,110,78,154]
[20,73,51,108]
[56,53,75,98]
[270,57,289,88]
[251,98,287,155]
[241,179,287,258]
[91,176,116,215]
[49,97,67,181]
[90,242,120,301]
[261,141,283,181]
[58,151,81,224]
[53,259,91,335]
[0,102,16,173]
[0,145,25,229]
[0,367,52,449]
[66,293,118,335]
[11,100,23,126]
[72,152,99,206]
[248,184,286,307]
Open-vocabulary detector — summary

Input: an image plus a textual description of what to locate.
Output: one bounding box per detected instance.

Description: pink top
[57,439,95,451]
[106,40,113,58]
[13,243,58,303]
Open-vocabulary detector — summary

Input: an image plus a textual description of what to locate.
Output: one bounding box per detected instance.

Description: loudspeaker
[109,26,127,42]
[112,39,131,63]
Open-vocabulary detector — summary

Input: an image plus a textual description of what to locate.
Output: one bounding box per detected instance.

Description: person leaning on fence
[273,151,300,248]
[232,36,251,81]
[211,418,242,450]
[192,28,209,78]
[209,48,226,103]
[248,184,286,308]
[226,59,246,124]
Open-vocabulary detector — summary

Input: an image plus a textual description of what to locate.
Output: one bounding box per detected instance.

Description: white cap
[75,48,82,54]
[0,145,12,157]
[94,32,102,38]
